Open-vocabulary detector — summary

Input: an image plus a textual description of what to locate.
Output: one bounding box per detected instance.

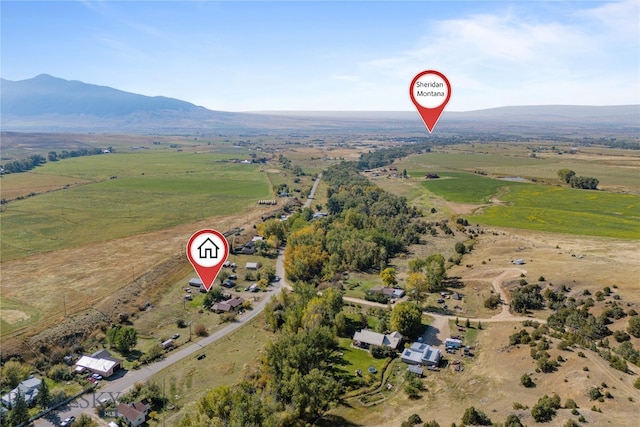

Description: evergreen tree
[38,379,51,408]
[9,390,30,427]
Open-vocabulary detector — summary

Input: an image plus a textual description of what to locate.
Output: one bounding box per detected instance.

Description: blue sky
[2,1,639,111]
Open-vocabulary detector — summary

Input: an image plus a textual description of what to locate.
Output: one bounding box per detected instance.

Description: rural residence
[74,350,122,378]
[1,376,42,408]
[400,342,442,367]
[353,329,403,350]
[116,400,149,427]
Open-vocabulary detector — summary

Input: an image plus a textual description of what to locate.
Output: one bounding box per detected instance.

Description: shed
[246,262,261,270]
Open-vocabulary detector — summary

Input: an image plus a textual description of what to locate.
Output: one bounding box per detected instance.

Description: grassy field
[472,184,640,239]
[1,151,272,261]
[420,172,527,204]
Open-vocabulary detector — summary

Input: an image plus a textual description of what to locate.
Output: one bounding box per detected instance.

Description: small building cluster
[369,286,405,299]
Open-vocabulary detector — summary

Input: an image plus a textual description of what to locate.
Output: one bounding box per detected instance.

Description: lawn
[0,151,272,261]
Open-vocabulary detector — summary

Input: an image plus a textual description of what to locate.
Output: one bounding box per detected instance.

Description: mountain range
[1,74,638,134]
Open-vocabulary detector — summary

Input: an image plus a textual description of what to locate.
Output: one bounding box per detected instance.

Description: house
[239,241,256,255]
[400,342,442,367]
[161,339,174,350]
[198,237,220,259]
[245,262,261,270]
[1,376,42,408]
[74,350,122,378]
[116,400,149,427]
[353,330,403,350]
[370,286,405,299]
[211,297,245,313]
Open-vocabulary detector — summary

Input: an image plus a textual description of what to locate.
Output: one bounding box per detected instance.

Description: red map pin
[186,229,230,292]
[410,70,451,133]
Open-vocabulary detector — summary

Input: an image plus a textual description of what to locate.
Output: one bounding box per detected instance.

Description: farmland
[0,151,272,261]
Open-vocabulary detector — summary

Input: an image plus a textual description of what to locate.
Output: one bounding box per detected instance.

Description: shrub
[564,420,580,427]
[484,294,502,309]
[589,387,603,400]
[520,373,535,388]
[461,407,492,426]
[635,377,640,390]
[193,323,208,337]
[564,398,578,409]
[531,394,561,422]
[504,413,524,427]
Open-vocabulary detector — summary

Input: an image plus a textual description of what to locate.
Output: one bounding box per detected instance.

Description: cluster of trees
[181,285,345,426]
[557,169,599,189]
[531,393,561,422]
[406,254,446,301]
[1,154,46,174]
[106,325,137,353]
[1,148,105,175]
[277,163,424,283]
[511,283,545,313]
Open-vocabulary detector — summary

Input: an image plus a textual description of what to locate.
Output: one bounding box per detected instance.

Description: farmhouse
[369,286,405,298]
[211,297,245,313]
[353,329,403,350]
[116,400,149,427]
[1,376,42,408]
[74,350,122,378]
[401,342,442,367]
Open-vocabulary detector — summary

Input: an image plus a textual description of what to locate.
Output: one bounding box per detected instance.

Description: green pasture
[0,151,272,261]
[401,151,640,190]
[420,172,526,204]
[472,185,640,239]
[416,170,639,239]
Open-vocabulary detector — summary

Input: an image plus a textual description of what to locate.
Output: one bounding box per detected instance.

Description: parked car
[60,416,76,426]
[172,333,180,339]
[91,373,103,380]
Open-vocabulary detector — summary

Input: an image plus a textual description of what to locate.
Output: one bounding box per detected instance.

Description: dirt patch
[0,309,30,324]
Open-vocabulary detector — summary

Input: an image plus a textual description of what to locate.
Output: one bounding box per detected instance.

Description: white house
[117,400,149,427]
[74,350,122,378]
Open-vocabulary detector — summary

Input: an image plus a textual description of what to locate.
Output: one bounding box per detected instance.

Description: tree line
[1,148,105,174]
[557,168,599,190]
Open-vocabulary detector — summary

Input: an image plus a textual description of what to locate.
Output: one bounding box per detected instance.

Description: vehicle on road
[60,416,75,426]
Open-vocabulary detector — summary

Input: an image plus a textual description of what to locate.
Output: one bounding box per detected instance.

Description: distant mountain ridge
[1,74,638,133]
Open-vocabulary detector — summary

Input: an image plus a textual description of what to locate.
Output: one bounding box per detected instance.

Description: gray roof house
[1,376,42,408]
[353,330,403,349]
[401,342,442,367]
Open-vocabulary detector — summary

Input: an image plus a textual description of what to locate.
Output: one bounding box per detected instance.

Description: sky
[1,0,639,112]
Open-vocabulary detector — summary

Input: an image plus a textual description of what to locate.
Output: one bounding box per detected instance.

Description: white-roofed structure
[75,352,122,378]
[401,342,442,367]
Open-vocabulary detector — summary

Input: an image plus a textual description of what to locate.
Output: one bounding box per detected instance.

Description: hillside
[1,75,638,135]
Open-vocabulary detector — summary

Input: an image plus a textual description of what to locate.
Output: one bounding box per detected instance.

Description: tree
[454,242,465,254]
[405,272,429,303]
[380,267,397,287]
[557,169,576,184]
[425,254,446,292]
[1,360,30,389]
[75,414,98,427]
[107,326,138,353]
[38,379,51,408]
[504,413,524,427]
[520,373,535,388]
[531,394,561,422]
[628,315,640,338]
[8,390,30,427]
[461,406,492,426]
[390,302,423,338]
